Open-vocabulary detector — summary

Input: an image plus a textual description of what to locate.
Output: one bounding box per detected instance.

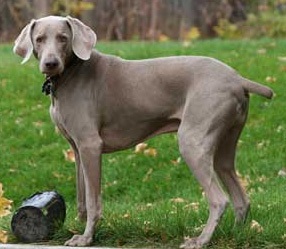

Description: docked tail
[241,78,273,99]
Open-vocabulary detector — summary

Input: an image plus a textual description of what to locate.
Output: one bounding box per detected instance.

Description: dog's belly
[100,118,181,153]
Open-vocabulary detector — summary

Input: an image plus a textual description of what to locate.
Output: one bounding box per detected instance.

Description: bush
[215,11,286,39]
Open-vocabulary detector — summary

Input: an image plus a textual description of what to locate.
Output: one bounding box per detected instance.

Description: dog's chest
[49,100,69,136]
[50,102,62,128]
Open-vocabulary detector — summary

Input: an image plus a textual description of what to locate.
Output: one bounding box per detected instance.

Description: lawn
[0,39,285,248]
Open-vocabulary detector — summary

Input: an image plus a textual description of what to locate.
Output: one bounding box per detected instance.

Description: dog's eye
[36,36,44,43]
[58,35,68,43]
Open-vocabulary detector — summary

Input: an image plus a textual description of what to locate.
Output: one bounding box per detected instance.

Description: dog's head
[13,16,97,76]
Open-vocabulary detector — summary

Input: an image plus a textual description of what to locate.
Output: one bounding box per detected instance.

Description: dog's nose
[45,59,59,69]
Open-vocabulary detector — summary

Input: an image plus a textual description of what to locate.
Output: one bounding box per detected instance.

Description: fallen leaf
[194,224,205,233]
[278,56,286,62]
[250,220,263,233]
[171,157,182,165]
[237,171,250,189]
[0,183,12,243]
[278,168,286,177]
[184,202,200,212]
[0,230,8,243]
[143,148,157,157]
[257,175,268,183]
[68,229,80,234]
[256,140,270,149]
[135,143,148,153]
[8,168,16,173]
[63,148,75,163]
[265,76,277,83]
[0,183,13,218]
[170,197,186,203]
[257,48,267,54]
[32,121,43,127]
[276,125,284,133]
[123,213,130,219]
[104,180,118,189]
[135,143,157,157]
[52,171,65,179]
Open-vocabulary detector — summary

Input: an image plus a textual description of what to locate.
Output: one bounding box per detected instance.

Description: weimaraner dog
[14,16,273,248]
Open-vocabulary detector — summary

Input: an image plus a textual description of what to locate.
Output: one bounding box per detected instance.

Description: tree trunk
[0,0,33,42]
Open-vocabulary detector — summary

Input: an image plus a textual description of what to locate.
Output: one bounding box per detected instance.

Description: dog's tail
[241,78,273,99]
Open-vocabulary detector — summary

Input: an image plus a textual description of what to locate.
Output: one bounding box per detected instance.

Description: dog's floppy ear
[66,16,96,60]
[13,19,36,64]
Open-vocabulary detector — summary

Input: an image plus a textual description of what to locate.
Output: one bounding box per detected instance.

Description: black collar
[42,76,57,96]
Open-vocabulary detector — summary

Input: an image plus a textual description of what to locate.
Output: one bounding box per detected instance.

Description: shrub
[215,10,286,39]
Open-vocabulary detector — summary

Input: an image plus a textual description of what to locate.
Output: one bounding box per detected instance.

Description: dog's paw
[64,234,92,247]
[180,236,204,249]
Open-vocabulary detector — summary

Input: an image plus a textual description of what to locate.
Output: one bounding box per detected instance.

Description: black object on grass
[11,191,66,242]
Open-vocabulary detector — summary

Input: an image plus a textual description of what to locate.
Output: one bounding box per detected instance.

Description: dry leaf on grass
[0,183,12,218]
[0,183,13,244]
[123,213,130,219]
[135,143,157,157]
[250,220,263,233]
[135,143,148,153]
[183,202,200,212]
[257,48,267,54]
[63,148,76,163]
[237,171,250,189]
[278,168,286,177]
[170,197,186,203]
[276,125,284,133]
[143,148,157,157]
[0,230,8,243]
[278,56,286,62]
[171,157,182,165]
[265,76,277,83]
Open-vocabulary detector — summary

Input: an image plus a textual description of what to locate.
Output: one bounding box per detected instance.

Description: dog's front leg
[58,131,87,221]
[74,146,86,221]
[65,138,102,247]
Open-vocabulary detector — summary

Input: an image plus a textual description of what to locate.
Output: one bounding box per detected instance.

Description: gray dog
[14,16,273,248]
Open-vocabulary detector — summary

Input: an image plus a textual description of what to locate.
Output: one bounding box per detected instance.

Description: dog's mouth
[41,66,63,77]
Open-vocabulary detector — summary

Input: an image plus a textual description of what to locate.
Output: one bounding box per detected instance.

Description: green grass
[1,39,286,248]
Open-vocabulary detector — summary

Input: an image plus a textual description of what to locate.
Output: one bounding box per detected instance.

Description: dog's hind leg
[177,91,248,248]
[214,119,250,224]
[178,126,229,249]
